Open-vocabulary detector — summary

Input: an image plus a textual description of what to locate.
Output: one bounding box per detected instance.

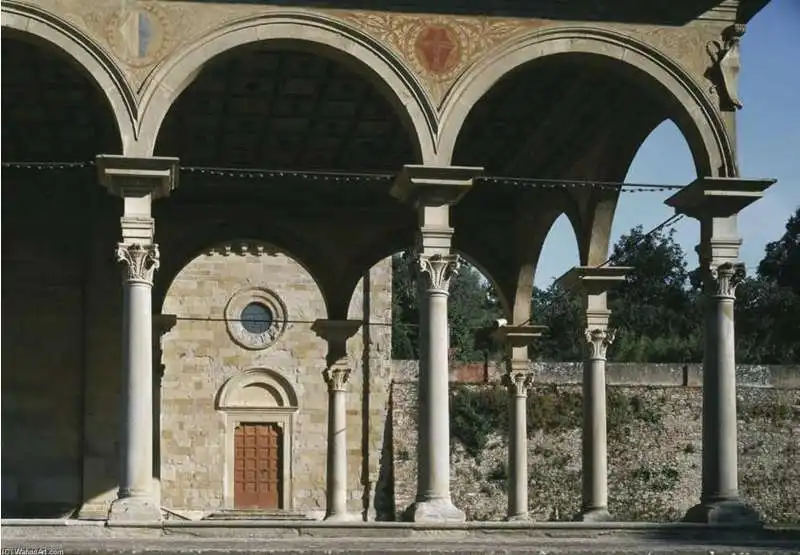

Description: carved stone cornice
[585,328,615,361]
[417,253,460,293]
[116,243,160,285]
[503,369,533,398]
[324,366,352,392]
[707,261,746,299]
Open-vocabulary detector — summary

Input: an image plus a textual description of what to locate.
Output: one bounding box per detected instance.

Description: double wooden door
[234,422,282,509]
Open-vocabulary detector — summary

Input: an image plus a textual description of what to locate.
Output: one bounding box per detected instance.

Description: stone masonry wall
[389,363,800,524]
[159,242,392,519]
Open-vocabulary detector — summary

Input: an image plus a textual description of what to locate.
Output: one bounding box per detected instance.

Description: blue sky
[534,0,800,288]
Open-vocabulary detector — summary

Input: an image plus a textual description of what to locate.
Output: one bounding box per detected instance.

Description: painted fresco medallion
[414,24,462,76]
[106,3,170,67]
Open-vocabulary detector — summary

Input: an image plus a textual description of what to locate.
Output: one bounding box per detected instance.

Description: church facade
[2,0,773,524]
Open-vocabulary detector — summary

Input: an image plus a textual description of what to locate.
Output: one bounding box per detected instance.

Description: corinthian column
[556,265,629,522]
[97,155,179,522]
[581,328,615,521]
[390,164,483,522]
[312,319,362,522]
[490,322,545,521]
[666,176,775,525]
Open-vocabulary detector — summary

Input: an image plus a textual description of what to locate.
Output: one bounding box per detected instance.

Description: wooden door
[234,422,282,509]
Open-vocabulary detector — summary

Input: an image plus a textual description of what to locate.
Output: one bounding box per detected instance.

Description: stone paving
[2,537,800,555]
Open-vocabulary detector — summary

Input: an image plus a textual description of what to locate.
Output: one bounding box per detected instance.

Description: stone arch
[216,368,299,410]
[437,27,736,178]
[136,11,437,161]
[1,1,137,153]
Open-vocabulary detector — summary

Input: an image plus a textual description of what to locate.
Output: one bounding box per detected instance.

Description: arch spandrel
[1,1,137,153]
[437,26,737,177]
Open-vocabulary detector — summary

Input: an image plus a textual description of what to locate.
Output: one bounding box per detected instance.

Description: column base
[683,499,762,526]
[323,511,361,522]
[403,498,466,523]
[107,496,162,522]
[574,508,613,522]
[505,512,530,522]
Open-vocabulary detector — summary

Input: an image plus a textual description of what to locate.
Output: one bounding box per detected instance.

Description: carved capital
[116,243,159,285]
[708,262,746,299]
[503,369,533,397]
[417,253,460,292]
[585,328,615,361]
[324,366,352,392]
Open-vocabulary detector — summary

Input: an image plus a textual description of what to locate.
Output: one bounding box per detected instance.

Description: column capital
[390,164,483,207]
[664,177,775,220]
[585,328,615,361]
[323,366,352,392]
[96,155,180,200]
[503,369,533,397]
[312,319,362,368]
[706,261,746,299]
[417,253,460,293]
[116,243,160,285]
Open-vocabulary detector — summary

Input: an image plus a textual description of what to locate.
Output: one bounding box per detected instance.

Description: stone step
[202,509,314,521]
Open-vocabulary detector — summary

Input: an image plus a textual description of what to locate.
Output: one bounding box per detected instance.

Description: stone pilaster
[666,177,775,525]
[96,155,179,522]
[390,164,483,523]
[556,265,629,522]
[312,319,362,522]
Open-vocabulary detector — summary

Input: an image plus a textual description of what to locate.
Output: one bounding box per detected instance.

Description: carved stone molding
[503,369,533,397]
[705,24,746,111]
[324,366,352,392]
[708,262,746,299]
[417,253,460,293]
[116,243,159,285]
[585,328,615,361]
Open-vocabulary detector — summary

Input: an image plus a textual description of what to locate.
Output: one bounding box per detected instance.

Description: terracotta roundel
[414,24,462,75]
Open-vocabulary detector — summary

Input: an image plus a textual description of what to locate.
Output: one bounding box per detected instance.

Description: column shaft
[425,290,451,500]
[507,387,529,520]
[703,281,740,501]
[326,385,349,519]
[120,281,155,497]
[579,329,613,521]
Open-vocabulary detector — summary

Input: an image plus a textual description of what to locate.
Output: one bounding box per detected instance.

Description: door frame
[222,408,296,510]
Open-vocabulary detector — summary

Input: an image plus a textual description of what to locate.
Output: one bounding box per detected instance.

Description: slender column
[390,164,482,522]
[665,176,775,525]
[324,365,352,520]
[581,328,614,521]
[96,155,179,522]
[505,364,532,521]
[108,244,162,520]
[312,319,362,521]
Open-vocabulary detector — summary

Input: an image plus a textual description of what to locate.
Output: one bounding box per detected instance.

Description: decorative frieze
[116,243,160,285]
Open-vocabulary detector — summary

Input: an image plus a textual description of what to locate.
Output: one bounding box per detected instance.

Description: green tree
[757,206,800,294]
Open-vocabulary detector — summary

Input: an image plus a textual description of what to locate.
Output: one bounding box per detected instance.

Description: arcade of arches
[1,1,775,525]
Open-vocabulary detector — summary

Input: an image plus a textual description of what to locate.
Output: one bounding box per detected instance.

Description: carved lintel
[503,369,533,397]
[116,243,159,285]
[706,23,745,110]
[324,366,352,392]
[585,328,615,361]
[417,253,460,292]
[708,261,746,299]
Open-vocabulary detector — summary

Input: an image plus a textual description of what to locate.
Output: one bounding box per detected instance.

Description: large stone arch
[136,11,437,161]
[437,27,736,178]
[1,1,137,153]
